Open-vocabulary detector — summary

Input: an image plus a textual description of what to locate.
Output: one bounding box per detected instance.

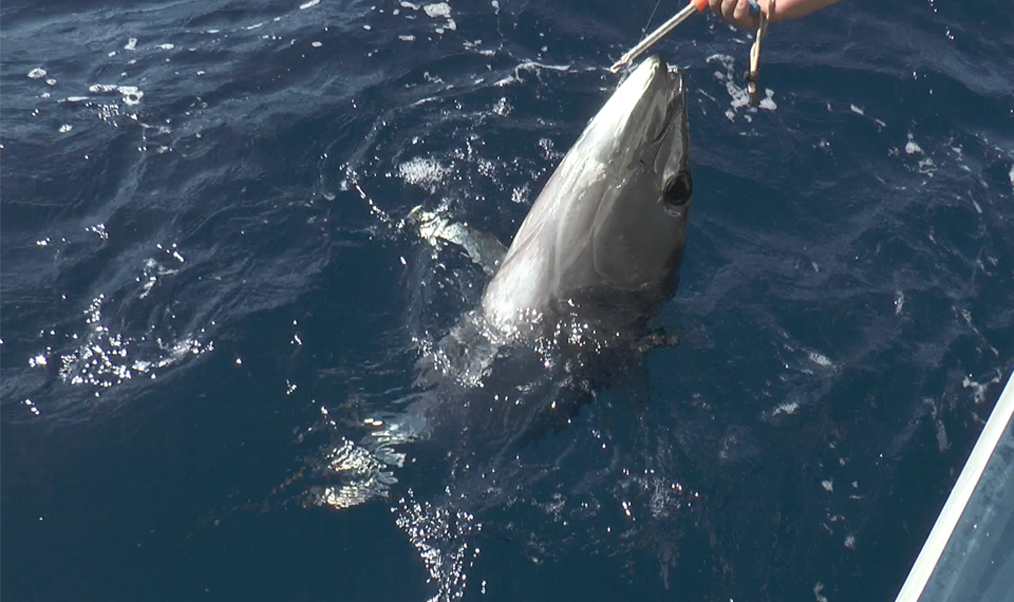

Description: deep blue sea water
[3,0,1013,600]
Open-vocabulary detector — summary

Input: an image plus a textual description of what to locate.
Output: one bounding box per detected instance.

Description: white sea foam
[706,54,777,118]
[89,84,144,106]
[808,352,833,368]
[398,157,451,187]
[423,2,450,17]
[423,2,456,32]
[904,133,923,155]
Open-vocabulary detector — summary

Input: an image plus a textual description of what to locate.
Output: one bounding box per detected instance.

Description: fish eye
[663,170,692,207]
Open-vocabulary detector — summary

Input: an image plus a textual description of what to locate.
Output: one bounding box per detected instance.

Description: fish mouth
[653,94,680,144]
[619,56,683,149]
[643,60,685,160]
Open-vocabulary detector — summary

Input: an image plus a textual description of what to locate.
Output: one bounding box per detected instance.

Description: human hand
[707,0,763,30]
[708,0,842,29]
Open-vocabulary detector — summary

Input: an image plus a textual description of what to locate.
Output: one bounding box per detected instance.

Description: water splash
[53,294,213,393]
[395,491,481,602]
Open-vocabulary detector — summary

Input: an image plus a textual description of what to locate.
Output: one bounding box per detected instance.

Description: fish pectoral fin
[408,205,508,274]
[634,328,680,354]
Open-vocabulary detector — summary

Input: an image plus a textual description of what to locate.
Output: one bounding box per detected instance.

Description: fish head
[483,56,692,337]
[580,55,692,293]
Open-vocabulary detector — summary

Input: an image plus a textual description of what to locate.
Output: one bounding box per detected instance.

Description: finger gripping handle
[693,0,760,14]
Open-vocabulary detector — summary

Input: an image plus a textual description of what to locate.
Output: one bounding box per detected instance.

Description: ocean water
[2,0,1013,601]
